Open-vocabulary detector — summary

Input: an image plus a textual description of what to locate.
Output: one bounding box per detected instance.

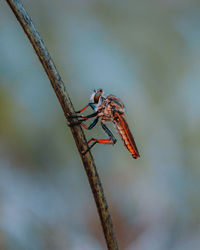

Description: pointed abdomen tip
[132,154,140,159]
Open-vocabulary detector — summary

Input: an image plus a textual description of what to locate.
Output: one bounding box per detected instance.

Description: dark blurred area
[1,0,200,249]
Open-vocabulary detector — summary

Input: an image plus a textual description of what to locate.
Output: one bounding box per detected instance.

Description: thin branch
[5,0,119,249]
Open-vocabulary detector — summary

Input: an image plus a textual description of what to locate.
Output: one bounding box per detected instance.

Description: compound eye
[94,92,101,103]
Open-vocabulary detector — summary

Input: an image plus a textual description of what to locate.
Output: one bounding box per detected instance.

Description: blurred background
[1,0,200,249]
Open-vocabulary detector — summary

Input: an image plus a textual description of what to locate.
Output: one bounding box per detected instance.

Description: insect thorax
[97,95,125,120]
[106,95,125,112]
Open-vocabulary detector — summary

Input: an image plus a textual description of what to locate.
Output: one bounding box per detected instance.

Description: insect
[68,89,140,159]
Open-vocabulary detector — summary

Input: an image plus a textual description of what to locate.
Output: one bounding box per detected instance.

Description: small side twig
[5,0,119,249]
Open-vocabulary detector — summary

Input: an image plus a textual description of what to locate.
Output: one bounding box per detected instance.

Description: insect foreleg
[68,111,98,119]
[75,103,95,113]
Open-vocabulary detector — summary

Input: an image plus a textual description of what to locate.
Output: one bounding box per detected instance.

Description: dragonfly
[68,89,140,159]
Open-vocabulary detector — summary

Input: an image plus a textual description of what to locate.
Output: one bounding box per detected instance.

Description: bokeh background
[1,0,200,249]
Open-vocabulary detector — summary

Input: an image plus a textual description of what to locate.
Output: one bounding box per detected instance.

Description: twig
[5,0,119,249]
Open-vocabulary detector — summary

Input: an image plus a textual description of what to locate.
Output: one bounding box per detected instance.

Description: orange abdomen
[114,113,140,159]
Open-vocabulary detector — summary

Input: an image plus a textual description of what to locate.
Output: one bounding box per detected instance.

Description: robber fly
[68,89,140,159]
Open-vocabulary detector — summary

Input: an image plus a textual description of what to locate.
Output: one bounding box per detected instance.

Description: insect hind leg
[82,137,115,155]
[82,122,117,155]
[101,122,117,144]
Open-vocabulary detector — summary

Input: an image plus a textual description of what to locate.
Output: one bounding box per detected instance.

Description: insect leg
[101,123,117,144]
[71,102,95,114]
[82,122,117,155]
[68,118,86,127]
[68,111,98,119]
[75,104,90,113]
[68,111,98,127]
[81,117,99,130]
[83,138,114,155]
